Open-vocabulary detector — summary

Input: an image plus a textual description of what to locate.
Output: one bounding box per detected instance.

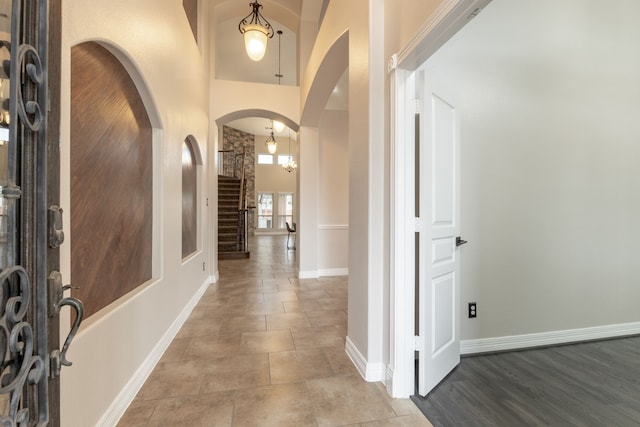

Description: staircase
[218,175,250,259]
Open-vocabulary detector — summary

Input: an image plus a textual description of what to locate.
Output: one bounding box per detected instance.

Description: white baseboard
[318,268,348,277]
[210,270,219,284]
[98,278,211,427]
[345,337,385,382]
[298,268,348,279]
[297,269,319,279]
[461,321,640,355]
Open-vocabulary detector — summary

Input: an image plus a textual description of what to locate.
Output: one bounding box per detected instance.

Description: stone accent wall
[223,126,256,234]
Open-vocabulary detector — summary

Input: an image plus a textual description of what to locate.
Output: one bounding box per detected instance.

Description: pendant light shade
[238,2,274,62]
[243,24,269,61]
[265,129,277,154]
[273,120,285,133]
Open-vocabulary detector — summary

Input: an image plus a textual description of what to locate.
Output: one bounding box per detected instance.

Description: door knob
[456,236,468,247]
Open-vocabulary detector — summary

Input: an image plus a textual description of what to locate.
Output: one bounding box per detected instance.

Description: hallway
[117,235,431,426]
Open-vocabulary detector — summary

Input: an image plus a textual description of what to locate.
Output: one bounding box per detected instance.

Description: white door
[417,66,462,396]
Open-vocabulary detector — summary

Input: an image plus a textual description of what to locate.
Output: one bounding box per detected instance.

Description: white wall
[255,136,297,195]
[423,0,640,340]
[61,0,211,425]
[318,110,349,273]
[300,0,386,376]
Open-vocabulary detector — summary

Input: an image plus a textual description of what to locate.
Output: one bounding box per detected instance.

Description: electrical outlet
[468,302,477,318]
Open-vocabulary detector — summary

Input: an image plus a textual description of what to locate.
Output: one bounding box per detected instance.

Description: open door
[417,66,461,396]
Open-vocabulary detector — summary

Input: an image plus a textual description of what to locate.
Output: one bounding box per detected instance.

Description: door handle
[48,271,85,377]
[456,236,468,247]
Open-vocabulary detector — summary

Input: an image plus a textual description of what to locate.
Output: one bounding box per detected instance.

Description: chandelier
[238,1,274,61]
[282,129,297,173]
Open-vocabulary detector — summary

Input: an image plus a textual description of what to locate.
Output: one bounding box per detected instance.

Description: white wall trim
[297,269,319,279]
[98,278,211,427]
[345,337,386,382]
[461,322,640,355]
[210,270,219,284]
[317,224,349,230]
[318,268,348,277]
[396,0,492,70]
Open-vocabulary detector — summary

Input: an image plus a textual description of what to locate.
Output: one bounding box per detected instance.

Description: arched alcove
[70,41,154,318]
[182,135,202,258]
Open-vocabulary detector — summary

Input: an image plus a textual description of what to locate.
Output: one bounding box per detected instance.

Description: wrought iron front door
[0,0,83,426]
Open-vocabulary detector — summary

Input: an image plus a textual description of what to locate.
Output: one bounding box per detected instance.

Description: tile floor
[118,235,432,427]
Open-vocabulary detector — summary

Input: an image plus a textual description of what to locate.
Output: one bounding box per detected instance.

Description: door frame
[388,0,492,398]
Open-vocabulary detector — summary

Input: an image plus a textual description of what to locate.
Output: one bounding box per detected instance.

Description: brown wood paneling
[182,140,197,257]
[70,42,152,318]
[183,0,198,42]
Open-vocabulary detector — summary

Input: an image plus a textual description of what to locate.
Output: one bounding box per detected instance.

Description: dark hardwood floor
[412,336,640,426]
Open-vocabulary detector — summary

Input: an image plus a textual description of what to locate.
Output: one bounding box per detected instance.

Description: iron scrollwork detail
[0,266,46,426]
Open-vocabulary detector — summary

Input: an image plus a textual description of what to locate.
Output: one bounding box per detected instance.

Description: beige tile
[243,300,287,315]
[270,348,334,384]
[219,315,266,334]
[292,326,345,349]
[306,309,348,327]
[233,383,317,427]
[307,375,396,427]
[277,281,308,292]
[201,354,270,393]
[266,312,311,330]
[175,316,223,339]
[334,324,348,338]
[117,400,156,426]
[136,360,205,400]
[296,289,331,300]
[240,330,295,353]
[283,300,323,313]
[159,337,190,362]
[360,414,433,427]
[322,346,360,376]
[318,297,348,310]
[263,290,300,303]
[183,333,242,358]
[145,392,234,427]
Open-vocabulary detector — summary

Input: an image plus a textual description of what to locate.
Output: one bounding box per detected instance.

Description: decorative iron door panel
[0,0,83,426]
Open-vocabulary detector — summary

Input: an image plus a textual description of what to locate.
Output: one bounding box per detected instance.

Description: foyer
[117,235,430,426]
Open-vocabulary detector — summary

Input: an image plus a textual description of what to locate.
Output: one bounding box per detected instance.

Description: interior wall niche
[70,42,153,318]
[182,137,198,258]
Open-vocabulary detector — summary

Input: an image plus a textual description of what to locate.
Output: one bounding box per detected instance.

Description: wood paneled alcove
[182,139,198,258]
[70,42,153,318]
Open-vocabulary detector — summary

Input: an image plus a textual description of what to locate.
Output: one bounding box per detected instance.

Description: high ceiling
[217,0,345,138]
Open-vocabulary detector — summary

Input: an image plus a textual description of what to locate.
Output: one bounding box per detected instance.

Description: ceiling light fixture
[282,128,297,173]
[238,1,274,62]
[265,120,277,154]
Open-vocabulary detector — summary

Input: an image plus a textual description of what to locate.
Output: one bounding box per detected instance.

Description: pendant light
[265,120,277,154]
[238,2,274,62]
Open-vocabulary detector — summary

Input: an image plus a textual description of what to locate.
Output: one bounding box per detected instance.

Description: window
[257,193,273,229]
[256,192,293,230]
[277,193,294,229]
[258,154,273,164]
